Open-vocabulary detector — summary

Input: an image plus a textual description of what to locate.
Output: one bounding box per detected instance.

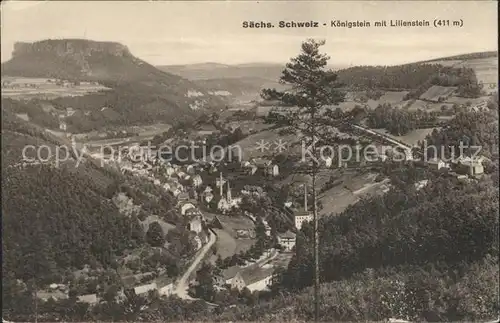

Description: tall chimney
[304,184,308,212]
[219,172,223,197]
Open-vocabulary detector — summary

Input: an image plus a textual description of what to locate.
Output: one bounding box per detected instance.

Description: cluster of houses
[424,155,485,177]
[240,158,280,177]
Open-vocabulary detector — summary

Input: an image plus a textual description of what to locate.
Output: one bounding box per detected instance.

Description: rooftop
[278,230,296,239]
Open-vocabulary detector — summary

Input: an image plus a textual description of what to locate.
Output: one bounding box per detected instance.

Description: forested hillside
[336,63,481,98]
[220,173,499,321]
[1,110,180,314]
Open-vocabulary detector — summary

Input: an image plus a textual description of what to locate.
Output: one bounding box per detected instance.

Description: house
[323,156,333,168]
[426,158,447,170]
[59,121,67,131]
[458,157,484,176]
[134,282,158,295]
[170,187,182,197]
[176,171,188,180]
[165,166,175,176]
[251,158,279,177]
[178,192,190,202]
[414,179,429,191]
[244,267,275,292]
[66,107,75,117]
[185,164,195,174]
[188,215,203,234]
[179,201,197,215]
[158,283,175,296]
[245,165,258,175]
[224,265,275,292]
[278,230,296,252]
[294,185,313,230]
[77,293,98,305]
[294,209,313,230]
[265,163,280,177]
[204,193,214,204]
[192,235,203,250]
[215,175,227,188]
[262,219,272,236]
[191,174,203,187]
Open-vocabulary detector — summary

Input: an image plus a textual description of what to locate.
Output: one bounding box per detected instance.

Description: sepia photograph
[1,1,498,322]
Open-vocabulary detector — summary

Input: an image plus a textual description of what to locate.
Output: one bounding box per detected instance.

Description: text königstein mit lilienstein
[242,19,431,28]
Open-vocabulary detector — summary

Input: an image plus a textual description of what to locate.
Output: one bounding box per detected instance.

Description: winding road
[173,229,217,300]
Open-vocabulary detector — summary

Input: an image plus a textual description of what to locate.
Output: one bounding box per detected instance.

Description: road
[173,229,217,300]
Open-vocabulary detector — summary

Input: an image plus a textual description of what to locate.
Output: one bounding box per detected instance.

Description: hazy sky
[1,0,498,66]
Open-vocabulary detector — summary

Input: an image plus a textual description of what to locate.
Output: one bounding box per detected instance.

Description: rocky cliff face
[12,39,130,58]
[10,39,132,77]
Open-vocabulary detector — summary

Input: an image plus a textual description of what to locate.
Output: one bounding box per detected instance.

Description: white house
[294,186,313,230]
[134,282,157,295]
[458,157,484,176]
[188,216,203,234]
[277,230,296,252]
[223,266,275,292]
[204,193,214,204]
[77,293,98,304]
[294,210,313,230]
[324,156,333,168]
[59,121,67,131]
[165,166,175,176]
[265,164,280,177]
[170,187,182,197]
[179,201,197,216]
[158,283,175,296]
[191,174,203,187]
[426,158,447,170]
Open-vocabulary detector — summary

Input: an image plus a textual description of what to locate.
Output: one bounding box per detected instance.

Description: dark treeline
[366,103,438,135]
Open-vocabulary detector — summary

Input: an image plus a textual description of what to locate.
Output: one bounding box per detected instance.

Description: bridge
[350,123,417,160]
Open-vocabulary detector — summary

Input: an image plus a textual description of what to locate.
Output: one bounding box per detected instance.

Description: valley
[2,37,498,323]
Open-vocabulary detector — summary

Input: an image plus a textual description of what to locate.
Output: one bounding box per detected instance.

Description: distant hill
[1,39,226,130]
[420,51,498,63]
[158,62,286,81]
[158,62,346,101]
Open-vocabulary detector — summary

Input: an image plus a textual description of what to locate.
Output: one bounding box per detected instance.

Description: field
[426,56,498,93]
[456,57,498,85]
[1,77,110,99]
[419,85,457,102]
[318,170,388,217]
[209,229,256,261]
[203,212,257,261]
[445,95,490,106]
[232,128,297,161]
[378,91,410,104]
[408,99,429,110]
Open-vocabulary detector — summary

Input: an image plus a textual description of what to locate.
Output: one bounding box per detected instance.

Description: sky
[1,0,498,66]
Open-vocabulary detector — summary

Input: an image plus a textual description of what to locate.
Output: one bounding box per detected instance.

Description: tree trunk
[312,140,320,322]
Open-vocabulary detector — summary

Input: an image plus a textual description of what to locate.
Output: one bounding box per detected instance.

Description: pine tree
[261,39,346,321]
